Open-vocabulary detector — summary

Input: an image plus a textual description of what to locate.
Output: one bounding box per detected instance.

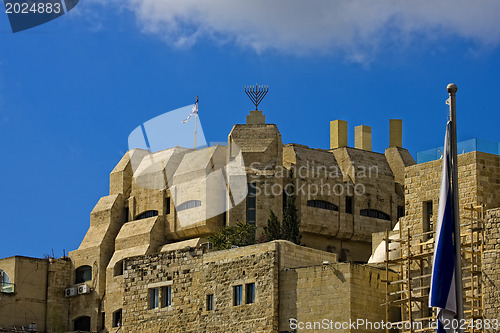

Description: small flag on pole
[181,98,199,124]
[429,121,457,333]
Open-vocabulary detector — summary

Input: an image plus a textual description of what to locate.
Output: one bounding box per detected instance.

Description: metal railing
[416,138,500,163]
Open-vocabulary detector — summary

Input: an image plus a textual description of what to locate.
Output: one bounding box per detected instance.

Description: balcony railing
[0,282,15,293]
[416,138,500,164]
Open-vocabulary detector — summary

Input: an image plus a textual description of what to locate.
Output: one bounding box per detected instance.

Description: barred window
[177,200,202,212]
[359,209,390,221]
[306,200,339,211]
[136,210,159,220]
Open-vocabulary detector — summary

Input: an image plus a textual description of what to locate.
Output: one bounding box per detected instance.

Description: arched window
[360,209,391,221]
[306,200,339,211]
[136,210,159,220]
[177,200,201,212]
[75,265,92,284]
[0,269,13,293]
[73,316,91,331]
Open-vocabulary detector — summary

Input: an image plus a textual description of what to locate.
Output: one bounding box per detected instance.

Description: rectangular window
[112,309,122,328]
[245,283,255,304]
[100,312,105,331]
[149,288,160,309]
[345,196,353,214]
[206,294,214,311]
[233,285,242,306]
[246,183,257,225]
[423,200,433,239]
[162,286,172,307]
[397,205,405,220]
[165,197,170,215]
[124,207,129,222]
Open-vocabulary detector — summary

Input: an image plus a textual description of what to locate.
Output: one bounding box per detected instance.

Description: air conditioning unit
[64,287,76,297]
[77,284,90,295]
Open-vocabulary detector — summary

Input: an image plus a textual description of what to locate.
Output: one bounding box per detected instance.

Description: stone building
[0,108,499,333]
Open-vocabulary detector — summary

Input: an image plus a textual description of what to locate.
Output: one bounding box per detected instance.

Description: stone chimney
[389,119,402,147]
[330,120,347,149]
[355,125,372,151]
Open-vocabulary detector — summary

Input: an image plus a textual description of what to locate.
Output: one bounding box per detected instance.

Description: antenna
[245,84,269,110]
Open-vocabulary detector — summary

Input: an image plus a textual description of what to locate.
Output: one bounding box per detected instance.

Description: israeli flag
[429,121,457,332]
[181,99,199,124]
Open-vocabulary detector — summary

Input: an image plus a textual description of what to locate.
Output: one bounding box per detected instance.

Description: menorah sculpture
[245,84,269,110]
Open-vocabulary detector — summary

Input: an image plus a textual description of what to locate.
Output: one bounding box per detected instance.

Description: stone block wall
[279,263,397,332]
[483,208,500,332]
[121,242,280,333]
[403,151,500,242]
[45,258,72,333]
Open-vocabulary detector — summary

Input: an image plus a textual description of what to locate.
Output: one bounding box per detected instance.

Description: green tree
[264,209,282,241]
[282,184,301,245]
[208,222,256,250]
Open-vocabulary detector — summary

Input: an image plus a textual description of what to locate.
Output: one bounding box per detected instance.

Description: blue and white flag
[429,121,457,333]
[181,100,198,124]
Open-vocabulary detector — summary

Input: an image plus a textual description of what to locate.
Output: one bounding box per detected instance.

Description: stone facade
[483,208,500,331]
[0,256,71,332]
[1,108,499,333]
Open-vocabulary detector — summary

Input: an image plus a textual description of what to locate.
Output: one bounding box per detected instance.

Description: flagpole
[194,96,198,150]
[447,83,464,332]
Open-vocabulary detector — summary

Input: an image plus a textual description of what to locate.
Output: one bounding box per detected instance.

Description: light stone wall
[402,151,500,326]
[403,151,500,242]
[0,257,48,331]
[121,242,280,333]
[483,208,500,332]
[279,263,398,332]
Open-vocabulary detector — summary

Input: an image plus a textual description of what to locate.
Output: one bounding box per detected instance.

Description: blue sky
[1,1,500,258]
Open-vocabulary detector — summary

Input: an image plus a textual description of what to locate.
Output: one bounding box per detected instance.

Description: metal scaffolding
[383,204,485,333]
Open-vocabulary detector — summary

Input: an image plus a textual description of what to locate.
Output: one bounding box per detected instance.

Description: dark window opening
[206,294,214,311]
[233,285,242,306]
[124,207,129,222]
[177,200,201,212]
[340,248,352,262]
[75,265,92,284]
[73,316,91,331]
[397,205,405,220]
[423,200,433,240]
[307,200,338,211]
[165,197,171,215]
[345,196,353,214]
[326,246,336,254]
[360,209,391,221]
[112,309,122,328]
[136,210,159,220]
[246,183,257,225]
[113,261,124,277]
[100,312,105,331]
[245,283,255,304]
[283,189,288,212]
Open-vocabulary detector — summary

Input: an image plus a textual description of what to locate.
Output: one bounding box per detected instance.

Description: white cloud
[95,0,500,62]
